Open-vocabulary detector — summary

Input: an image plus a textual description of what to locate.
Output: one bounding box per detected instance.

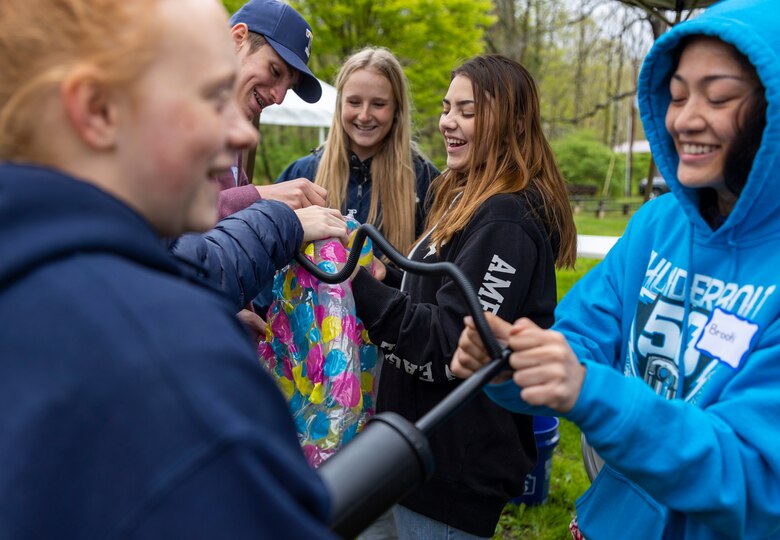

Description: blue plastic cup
[512,416,560,506]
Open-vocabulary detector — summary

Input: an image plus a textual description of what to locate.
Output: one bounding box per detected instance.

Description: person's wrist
[491,369,513,384]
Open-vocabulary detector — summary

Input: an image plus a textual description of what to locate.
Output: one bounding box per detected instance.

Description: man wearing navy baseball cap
[215,0,328,219]
[231,0,322,114]
[199,0,330,346]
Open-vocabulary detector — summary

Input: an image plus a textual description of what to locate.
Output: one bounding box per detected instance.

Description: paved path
[577,235,620,259]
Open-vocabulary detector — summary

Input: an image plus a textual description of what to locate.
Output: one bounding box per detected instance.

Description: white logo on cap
[305,29,312,59]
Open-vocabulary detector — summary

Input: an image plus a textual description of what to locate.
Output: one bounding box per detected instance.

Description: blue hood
[0,163,178,291]
[638,0,780,241]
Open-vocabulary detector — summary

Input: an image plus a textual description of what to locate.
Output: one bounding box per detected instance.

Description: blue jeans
[393,505,491,540]
[357,509,398,540]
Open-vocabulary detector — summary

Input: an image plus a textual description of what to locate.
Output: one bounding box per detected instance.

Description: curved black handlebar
[294,224,510,436]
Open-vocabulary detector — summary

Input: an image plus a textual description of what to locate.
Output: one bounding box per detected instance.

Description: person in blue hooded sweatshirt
[451,0,780,538]
[0,0,346,537]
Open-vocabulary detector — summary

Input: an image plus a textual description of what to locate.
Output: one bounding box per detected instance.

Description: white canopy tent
[260,78,337,144]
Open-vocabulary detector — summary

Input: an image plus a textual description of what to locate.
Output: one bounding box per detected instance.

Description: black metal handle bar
[294,224,509,436]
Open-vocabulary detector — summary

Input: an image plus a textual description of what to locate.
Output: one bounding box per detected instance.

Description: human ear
[231,23,249,52]
[60,66,118,150]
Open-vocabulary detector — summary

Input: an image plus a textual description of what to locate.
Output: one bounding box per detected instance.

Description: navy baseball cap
[230,0,322,103]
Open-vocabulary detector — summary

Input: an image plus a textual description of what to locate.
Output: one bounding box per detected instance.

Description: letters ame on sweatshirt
[350,191,557,537]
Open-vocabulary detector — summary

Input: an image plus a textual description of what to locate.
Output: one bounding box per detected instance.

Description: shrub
[551,130,654,198]
[551,131,614,196]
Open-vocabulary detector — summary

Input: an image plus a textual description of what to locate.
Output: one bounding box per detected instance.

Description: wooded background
[222,0,701,196]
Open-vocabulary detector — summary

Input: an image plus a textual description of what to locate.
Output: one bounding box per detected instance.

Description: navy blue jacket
[0,164,335,539]
[169,198,303,312]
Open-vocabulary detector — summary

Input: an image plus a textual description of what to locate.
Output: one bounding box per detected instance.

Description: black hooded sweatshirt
[352,191,559,536]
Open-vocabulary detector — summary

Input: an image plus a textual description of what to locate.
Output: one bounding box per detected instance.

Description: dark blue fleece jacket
[0,164,335,539]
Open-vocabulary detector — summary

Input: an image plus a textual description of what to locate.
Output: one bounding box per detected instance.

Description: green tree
[551,130,615,195]
[222,0,242,14]
[551,130,652,197]
[221,0,492,170]
[484,0,653,158]
[291,0,494,159]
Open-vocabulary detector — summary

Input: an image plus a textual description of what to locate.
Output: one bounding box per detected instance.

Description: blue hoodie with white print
[486,0,780,538]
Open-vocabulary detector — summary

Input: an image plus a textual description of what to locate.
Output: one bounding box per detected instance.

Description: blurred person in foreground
[0,0,344,537]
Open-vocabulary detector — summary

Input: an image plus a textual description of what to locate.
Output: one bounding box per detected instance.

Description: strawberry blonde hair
[427,55,576,268]
[0,0,160,161]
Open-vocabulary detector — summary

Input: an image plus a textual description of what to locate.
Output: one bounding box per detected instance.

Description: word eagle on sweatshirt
[478,254,517,314]
[378,340,456,382]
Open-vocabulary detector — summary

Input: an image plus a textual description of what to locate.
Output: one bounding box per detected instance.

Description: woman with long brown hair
[350,54,576,539]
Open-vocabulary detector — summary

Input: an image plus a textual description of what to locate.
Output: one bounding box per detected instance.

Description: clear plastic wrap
[257,212,380,467]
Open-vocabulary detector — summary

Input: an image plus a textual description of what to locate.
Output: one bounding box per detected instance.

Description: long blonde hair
[315,47,418,255]
[427,55,576,268]
[0,0,159,161]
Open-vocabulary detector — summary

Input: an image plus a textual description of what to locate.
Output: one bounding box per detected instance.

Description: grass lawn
[572,213,630,236]
[572,206,634,237]
[491,210,631,539]
[493,418,589,540]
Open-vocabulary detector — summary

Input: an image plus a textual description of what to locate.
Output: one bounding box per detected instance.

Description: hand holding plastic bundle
[296,223,511,538]
[258,214,380,467]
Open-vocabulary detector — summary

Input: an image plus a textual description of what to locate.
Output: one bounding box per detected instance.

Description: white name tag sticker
[694,307,759,369]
